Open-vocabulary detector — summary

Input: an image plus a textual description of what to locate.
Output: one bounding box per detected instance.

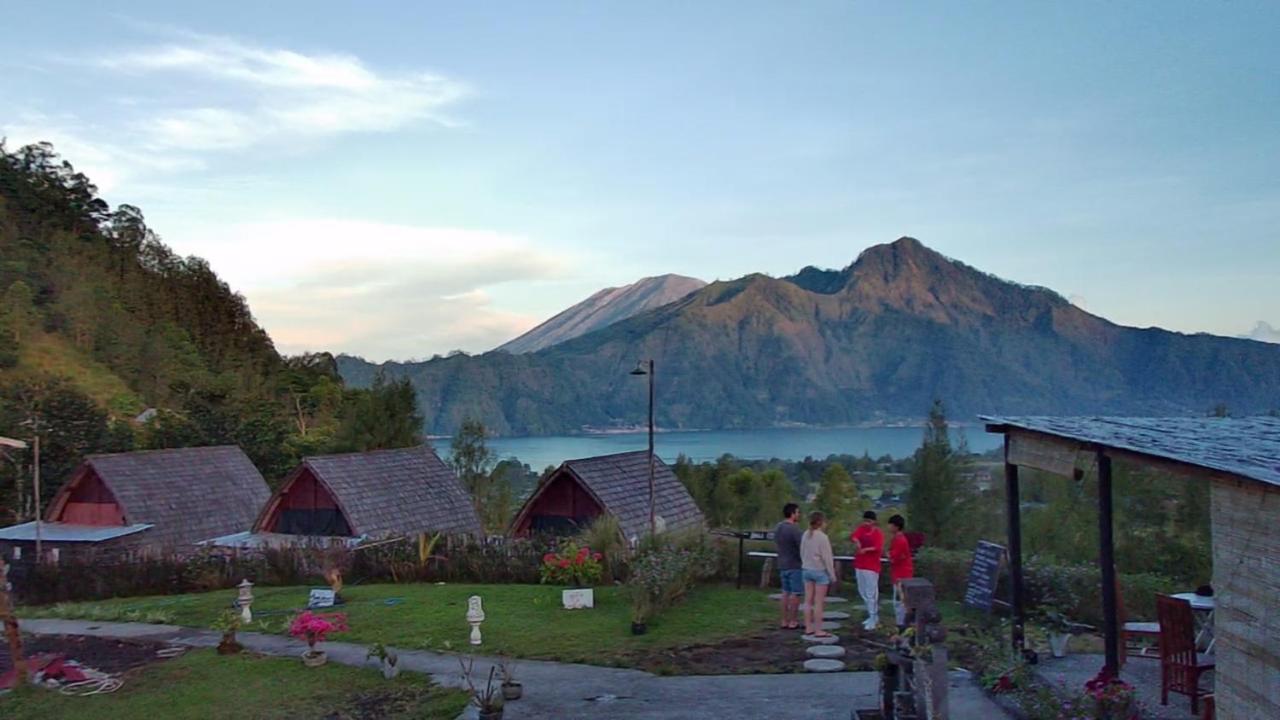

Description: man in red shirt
[887,514,914,627]
[850,510,884,630]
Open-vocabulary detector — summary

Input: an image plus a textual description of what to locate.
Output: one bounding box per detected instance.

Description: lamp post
[629,360,656,538]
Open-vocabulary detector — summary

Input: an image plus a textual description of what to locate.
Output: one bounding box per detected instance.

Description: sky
[2,2,1278,361]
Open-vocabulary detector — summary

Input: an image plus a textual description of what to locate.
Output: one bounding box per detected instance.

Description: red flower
[542,553,556,564]
[592,552,603,562]
[992,675,1014,694]
[559,559,570,568]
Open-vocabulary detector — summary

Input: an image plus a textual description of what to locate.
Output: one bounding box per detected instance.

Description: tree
[906,400,966,547]
[450,418,512,533]
[332,374,423,452]
[813,463,859,530]
[1,281,37,343]
[0,320,17,369]
[757,468,795,526]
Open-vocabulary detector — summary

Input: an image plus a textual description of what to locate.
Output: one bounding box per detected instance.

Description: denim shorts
[802,569,831,586]
[779,568,804,595]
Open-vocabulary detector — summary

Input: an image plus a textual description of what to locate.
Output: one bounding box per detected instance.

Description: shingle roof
[559,450,704,539]
[271,445,482,537]
[59,445,270,548]
[982,415,1280,488]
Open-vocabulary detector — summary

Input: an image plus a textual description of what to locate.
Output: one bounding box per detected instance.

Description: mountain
[338,237,1280,435]
[497,274,706,353]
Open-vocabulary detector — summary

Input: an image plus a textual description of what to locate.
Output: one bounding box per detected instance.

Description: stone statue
[466,595,485,645]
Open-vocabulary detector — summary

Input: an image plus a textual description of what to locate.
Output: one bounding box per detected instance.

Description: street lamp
[629,360,656,537]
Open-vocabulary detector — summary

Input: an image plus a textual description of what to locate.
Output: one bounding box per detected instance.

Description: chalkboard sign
[963,541,1007,612]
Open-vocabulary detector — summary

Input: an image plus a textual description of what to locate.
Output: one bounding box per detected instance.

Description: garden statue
[237,579,255,623]
[467,595,485,645]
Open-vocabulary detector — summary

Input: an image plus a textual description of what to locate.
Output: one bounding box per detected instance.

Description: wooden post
[0,558,27,687]
[1004,441,1026,654]
[1097,451,1120,674]
[33,434,41,562]
[736,535,745,589]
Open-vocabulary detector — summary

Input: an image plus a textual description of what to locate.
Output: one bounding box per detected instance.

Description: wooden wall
[1211,477,1280,719]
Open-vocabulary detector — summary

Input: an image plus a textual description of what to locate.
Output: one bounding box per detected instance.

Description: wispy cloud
[94,31,468,153]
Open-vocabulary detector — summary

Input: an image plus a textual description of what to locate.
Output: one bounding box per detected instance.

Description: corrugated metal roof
[982,415,1280,488]
[0,521,153,542]
[560,450,705,539]
[203,530,365,549]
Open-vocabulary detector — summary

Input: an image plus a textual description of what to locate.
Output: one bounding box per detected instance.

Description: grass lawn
[0,649,469,720]
[24,583,778,666]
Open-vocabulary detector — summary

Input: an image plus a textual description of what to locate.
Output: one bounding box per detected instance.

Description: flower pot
[1049,632,1070,658]
[502,681,523,701]
[381,660,400,679]
[631,621,647,636]
[478,708,504,720]
[302,649,328,667]
[562,587,594,609]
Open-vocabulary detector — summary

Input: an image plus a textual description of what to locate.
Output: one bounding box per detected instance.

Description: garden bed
[0,634,175,679]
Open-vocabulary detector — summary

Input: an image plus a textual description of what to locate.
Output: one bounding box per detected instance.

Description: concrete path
[20,618,1009,719]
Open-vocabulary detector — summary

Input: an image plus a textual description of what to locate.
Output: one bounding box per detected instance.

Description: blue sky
[3,2,1278,360]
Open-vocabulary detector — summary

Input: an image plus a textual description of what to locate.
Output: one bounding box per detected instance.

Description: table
[1172,592,1215,653]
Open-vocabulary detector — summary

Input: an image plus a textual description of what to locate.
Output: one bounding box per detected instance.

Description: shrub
[576,515,627,582]
[288,610,348,652]
[539,541,603,587]
[626,531,720,623]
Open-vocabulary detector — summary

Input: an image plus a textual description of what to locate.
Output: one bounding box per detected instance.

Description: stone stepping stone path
[803,658,846,672]
[825,596,848,604]
[767,593,785,601]
[806,645,845,659]
[819,621,842,631]
[801,633,840,645]
[823,610,850,620]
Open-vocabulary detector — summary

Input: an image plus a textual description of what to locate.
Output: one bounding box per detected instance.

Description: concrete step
[801,633,840,645]
[803,658,846,672]
[806,645,846,659]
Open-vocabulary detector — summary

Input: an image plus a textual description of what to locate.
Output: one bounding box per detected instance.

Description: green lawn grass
[24,583,778,665]
[0,649,469,720]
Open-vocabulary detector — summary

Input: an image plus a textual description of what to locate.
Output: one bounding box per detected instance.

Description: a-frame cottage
[510,450,704,539]
[0,446,270,560]
[225,445,482,546]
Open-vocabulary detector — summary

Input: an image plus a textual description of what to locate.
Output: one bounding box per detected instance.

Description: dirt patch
[320,686,442,720]
[0,634,178,678]
[622,626,893,675]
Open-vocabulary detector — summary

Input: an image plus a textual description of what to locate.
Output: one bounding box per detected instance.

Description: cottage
[510,450,704,539]
[0,445,270,559]
[220,446,481,547]
[983,415,1280,720]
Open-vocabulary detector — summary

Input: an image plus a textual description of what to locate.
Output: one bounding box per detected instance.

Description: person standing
[850,510,884,630]
[887,514,914,626]
[800,511,838,638]
[773,503,804,630]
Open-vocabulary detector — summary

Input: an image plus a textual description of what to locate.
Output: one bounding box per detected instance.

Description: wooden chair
[1157,594,1215,715]
[1116,580,1160,665]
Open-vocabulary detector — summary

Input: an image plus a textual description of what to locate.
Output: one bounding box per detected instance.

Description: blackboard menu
[963,540,1007,612]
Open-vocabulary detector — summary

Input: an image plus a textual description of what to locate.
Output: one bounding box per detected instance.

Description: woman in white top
[800,510,839,637]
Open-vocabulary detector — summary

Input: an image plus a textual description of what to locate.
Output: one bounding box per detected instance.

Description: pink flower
[592,552,603,562]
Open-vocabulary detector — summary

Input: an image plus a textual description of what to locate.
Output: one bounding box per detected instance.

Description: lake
[437,426,1002,470]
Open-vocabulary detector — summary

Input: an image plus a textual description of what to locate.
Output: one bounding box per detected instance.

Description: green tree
[757,468,795,526]
[1,280,37,343]
[332,374,423,452]
[813,463,860,530]
[450,418,512,533]
[906,400,966,547]
[0,319,17,368]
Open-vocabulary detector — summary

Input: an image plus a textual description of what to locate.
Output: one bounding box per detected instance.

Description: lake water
[438,426,1002,470]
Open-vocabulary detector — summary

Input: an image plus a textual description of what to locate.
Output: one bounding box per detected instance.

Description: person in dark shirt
[773,503,804,629]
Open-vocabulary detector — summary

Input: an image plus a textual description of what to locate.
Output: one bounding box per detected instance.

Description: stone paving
[1035,653,1211,720]
[19,617,1010,719]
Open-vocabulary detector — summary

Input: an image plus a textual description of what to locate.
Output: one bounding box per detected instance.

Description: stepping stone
[826,596,848,604]
[806,645,846,659]
[803,658,845,672]
[820,621,842,631]
[801,633,840,645]
[823,610,850,620]
[768,593,784,601]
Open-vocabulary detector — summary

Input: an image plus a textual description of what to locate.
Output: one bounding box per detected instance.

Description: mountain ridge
[497,274,706,353]
[340,237,1280,435]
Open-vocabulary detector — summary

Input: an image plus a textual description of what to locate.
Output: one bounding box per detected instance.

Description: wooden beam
[1007,431,1084,477]
[1097,451,1120,674]
[1004,441,1026,654]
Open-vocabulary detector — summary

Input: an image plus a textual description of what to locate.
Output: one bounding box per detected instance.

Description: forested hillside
[0,142,421,523]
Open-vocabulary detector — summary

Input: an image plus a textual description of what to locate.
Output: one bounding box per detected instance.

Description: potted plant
[539,541,603,609]
[213,609,243,655]
[367,641,400,679]
[289,610,348,667]
[498,655,522,701]
[629,589,653,635]
[1039,605,1074,658]
[460,657,504,720]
